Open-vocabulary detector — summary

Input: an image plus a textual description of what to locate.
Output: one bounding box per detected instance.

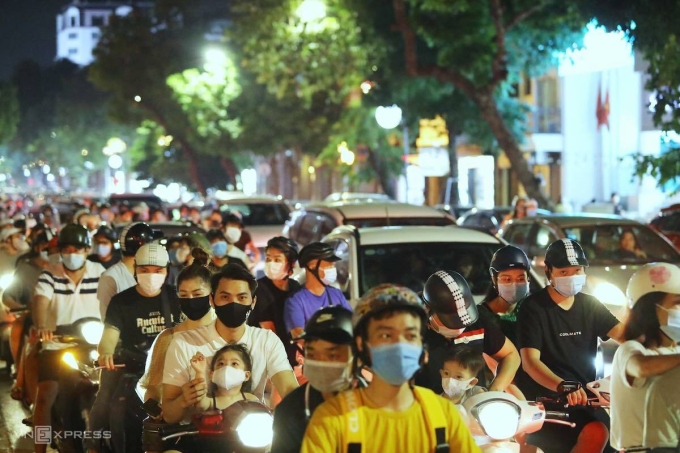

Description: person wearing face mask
[301,284,480,453]
[609,263,680,451]
[86,243,180,453]
[516,238,624,453]
[161,263,298,424]
[439,347,486,406]
[87,225,121,270]
[415,270,520,396]
[0,226,30,274]
[223,213,261,266]
[206,229,249,270]
[248,237,301,367]
[273,305,356,453]
[97,222,157,319]
[31,224,106,453]
[97,203,115,224]
[284,242,353,340]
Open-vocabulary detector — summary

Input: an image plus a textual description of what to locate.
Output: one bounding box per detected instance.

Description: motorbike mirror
[557,381,582,394]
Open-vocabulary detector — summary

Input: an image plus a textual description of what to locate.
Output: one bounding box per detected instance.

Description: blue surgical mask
[168,248,180,265]
[369,342,422,386]
[61,253,86,271]
[211,241,228,258]
[553,274,586,297]
[498,282,529,305]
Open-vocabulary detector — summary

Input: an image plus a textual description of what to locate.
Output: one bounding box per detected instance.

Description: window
[530,225,558,258]
[68,32,77,39]
[503,223,533,252]
[68,48,78,55]
[91,16,105,27]
[92,32,101,40]
[70,16,77,27]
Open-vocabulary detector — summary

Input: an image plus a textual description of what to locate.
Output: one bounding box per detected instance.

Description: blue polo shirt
[283,287,352,333]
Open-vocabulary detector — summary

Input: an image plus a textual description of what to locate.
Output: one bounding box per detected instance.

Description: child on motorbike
[190,344,261,411]
[440,346,487,406]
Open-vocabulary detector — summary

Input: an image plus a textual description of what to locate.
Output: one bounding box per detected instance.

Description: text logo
[34,426,52,444]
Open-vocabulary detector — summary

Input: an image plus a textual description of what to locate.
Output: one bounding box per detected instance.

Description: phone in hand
[142,398,162,417]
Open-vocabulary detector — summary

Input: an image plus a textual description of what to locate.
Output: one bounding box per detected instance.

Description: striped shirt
[35,260,106,329]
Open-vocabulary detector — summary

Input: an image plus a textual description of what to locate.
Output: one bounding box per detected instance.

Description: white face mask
[225,227,242,244]
[13,237,29,252]
[137,273,166,295]
[430,315,465,339]
[39,251,49,261]
[442,376,476,399]
[61,253,86,271]
[264,261,287,281]
[175,246,190,264]
[321,266,337,285]
[552,274,587,298]
[659,305,680,343]
[96,244,112,258]
[211,365,247,390]
[304,358,352,393]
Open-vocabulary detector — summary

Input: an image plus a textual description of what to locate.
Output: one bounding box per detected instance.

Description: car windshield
[562,225,680,264]
[357,242,500,296]
[345,217,454,228]
[219,203,290,226]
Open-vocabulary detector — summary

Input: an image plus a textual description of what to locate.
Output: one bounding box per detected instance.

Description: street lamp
[296,0,326,23]
[375,105,411,202]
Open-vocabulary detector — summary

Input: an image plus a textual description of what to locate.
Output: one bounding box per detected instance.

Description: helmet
[94,225,119,244]
[353,284,427,334]
[185,231,212,255]
[421,270,478,329]
[120,222,156,256]
[490,245,531,277]
[73,208,90,225]
[626,263,680,308]
[266,236,299,268]
[58,224,91,249]
[298,242,340,268]
[295,305,353,344]
[545,238,589,269]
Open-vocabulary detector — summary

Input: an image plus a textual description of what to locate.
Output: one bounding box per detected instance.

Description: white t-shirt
[227,245,250,264]
[163,321,292,402]
[644,363,680,448]
[34,261,106,329]
[611,340,680,450]
[97,261,135,319]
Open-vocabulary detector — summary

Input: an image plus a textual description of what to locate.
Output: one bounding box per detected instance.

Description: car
[500,214,680,318]
[649,204,680,249]
[113,221,205,240]
[283,201,457,246]
[109,193,164,212]
[319,225,543,306]
[457,207,551,235]
[324,192,392,203]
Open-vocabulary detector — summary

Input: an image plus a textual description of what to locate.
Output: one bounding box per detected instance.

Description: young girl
[190,344,260,412]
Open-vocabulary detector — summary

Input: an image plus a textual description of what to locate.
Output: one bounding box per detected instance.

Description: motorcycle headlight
[90,350,99,362]
[62,351,79,370]
[80,321,104,345]
[0,273,14,291]
[472,399,520,440]
[591,282,627,307]
[235,412,273,448]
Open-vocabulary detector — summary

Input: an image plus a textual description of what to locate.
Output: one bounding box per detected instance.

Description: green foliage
[631,144,680,193]
[0,82,19,146]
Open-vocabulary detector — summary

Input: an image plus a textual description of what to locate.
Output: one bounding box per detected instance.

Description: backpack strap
[413,387,449,452]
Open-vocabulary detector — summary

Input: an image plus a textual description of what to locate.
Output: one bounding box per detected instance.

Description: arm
[97,327,120,370]
[283,296,304,338]
[247,241,261,263]
[33,295,52,341]
[489,338,521,392]
[162,382,205,424]
[520,347,563,392]
[97,275,117,320]
[627,353,680,379]
[271,370,298,400]
[259,321,276,332]
[607,322,625,344]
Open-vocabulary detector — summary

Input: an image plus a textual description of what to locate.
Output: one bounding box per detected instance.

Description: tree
[0,82,19,146]
[230,0,585,208]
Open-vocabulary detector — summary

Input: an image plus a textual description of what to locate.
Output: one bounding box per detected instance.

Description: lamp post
[375,105,410,202]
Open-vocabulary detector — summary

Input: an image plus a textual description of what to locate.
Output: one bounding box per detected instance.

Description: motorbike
[157,400,273,453]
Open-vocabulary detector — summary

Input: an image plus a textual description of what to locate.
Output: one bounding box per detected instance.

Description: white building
[56,2,136,66]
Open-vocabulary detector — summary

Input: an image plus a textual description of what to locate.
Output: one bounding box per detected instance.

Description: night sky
[0,0,71,81]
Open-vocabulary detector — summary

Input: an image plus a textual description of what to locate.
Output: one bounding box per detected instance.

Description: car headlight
[472,400,520,440]
[0,273,14,291]
[591,282,627,307]
[235,412,273,448]
[80,321,104,345]
[62,351,79,370]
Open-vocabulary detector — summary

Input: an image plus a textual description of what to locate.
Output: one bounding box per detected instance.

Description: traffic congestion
[0,192,679,453]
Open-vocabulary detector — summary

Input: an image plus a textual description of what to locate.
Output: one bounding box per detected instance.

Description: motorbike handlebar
[545,411,570,421]
[8,307,30,313]
[160,423,198,441]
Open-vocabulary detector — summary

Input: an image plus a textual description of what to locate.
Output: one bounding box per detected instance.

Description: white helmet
[626,263,680,308]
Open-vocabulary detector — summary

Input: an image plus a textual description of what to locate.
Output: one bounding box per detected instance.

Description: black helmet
[295,305,353,344]
[120,222,155,256]
[58,224,91,249]
[545,238,589,269]
[298,242,340,268]
[490,245,531,277]
[266,236,299,268]
[94,225,119,244]
[421,270,478,329]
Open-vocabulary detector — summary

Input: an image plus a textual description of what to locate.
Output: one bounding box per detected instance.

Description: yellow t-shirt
[301,386,481,453]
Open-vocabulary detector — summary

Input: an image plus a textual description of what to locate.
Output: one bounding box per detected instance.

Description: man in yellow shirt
[301,284,481,453]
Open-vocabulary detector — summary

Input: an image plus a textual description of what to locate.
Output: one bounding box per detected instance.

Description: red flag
[597,86,610,130]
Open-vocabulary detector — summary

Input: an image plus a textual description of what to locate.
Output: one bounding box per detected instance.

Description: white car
[320,225,542,306]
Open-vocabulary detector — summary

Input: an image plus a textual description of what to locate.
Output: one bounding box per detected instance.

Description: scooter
[158,400,273,453]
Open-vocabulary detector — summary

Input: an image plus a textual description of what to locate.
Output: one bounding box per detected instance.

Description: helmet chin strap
[309,261,327,287]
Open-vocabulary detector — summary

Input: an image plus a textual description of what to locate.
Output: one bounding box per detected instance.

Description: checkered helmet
[421,270,478,329]
[545,238,589,269]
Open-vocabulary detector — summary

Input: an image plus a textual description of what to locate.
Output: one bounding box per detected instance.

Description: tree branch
[489,0,508,88]
[506,2,551,31]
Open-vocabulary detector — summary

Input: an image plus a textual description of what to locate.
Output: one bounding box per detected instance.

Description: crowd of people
[0,200,679,453]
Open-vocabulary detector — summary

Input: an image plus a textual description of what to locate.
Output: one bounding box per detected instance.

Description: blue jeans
[86,368,124,451]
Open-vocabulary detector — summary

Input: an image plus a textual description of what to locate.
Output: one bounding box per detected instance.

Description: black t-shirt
[88,251,122,269]
[516,288,619,399]
[105,284,181,351]
[415,308,507,393]
[271,383,324,453]
[480,297,527,347]
[248,277,302,367]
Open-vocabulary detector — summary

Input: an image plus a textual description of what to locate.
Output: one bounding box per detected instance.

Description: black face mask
[214,301,253,328]
[179,296,211,321]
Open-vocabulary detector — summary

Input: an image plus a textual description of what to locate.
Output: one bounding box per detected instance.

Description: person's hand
[190,352,207,374]
[37,327,53,342]
[181,378,206,407]
[98,353,115,370]
[565,387,588,406]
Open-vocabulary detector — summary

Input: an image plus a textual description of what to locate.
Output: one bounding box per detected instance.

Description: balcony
[531,106,562,134]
